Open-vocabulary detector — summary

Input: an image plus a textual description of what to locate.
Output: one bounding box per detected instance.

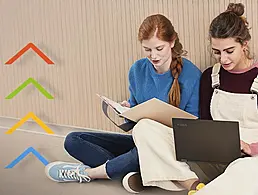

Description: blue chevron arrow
[5,147,49,168]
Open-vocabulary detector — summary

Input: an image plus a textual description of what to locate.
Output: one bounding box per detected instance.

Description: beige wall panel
[0,0,256,132]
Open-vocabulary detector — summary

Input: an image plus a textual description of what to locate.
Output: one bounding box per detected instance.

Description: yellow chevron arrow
[5,112,54,134]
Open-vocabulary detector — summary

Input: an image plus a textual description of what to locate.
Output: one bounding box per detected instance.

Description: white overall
[132,63,258,194]
[195,64,258,195]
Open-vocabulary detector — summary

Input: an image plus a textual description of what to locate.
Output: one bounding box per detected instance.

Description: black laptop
[172,118,249,164]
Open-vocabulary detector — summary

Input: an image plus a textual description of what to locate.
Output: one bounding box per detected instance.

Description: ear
[242,40,249,48]
[170,40,175,48]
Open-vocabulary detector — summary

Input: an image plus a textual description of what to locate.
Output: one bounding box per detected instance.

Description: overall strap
[211,63,221,88]
[251,75,258,94]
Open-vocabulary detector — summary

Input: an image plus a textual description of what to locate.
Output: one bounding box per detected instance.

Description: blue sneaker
[45,161,91,183]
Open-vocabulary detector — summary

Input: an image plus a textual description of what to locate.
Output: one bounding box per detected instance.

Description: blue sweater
[128,58,202,117]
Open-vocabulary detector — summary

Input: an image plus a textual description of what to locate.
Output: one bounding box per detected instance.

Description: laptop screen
[172,118,241,164]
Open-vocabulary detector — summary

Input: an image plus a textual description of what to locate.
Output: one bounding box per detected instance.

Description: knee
[132,119,152,139]
[226,157,258,174]
[229,157,251,167]
[64,132,80,153]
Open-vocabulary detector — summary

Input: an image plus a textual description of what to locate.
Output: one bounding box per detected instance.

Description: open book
[98,94,197,128]
[97,94,130,114]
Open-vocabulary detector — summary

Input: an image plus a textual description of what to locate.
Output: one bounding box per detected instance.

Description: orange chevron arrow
[5,43,54,64]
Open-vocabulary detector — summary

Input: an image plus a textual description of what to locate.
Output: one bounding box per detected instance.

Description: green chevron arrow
[5,78,54,99]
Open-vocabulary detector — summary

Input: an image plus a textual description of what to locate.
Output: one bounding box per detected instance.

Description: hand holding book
[120,100,130,108]
[97,94,130,114]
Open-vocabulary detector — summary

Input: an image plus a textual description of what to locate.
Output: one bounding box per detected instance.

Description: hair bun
[226,3,245,16]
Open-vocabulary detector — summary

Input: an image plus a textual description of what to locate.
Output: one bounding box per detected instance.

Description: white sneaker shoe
[122,172,144,193]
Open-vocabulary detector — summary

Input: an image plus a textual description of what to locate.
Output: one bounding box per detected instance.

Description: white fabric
[133,63,258,193]
[132,119,197,191]
[210,89,258,143]
[251,76,258,93]
[211,63,221,88]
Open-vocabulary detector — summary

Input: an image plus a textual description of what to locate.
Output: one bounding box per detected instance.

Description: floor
[0,117,187,195]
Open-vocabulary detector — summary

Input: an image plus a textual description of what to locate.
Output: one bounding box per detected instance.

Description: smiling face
[211,37,250,71]
[141,34,174,73]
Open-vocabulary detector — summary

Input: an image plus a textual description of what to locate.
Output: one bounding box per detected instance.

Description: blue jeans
[64,131,140,179]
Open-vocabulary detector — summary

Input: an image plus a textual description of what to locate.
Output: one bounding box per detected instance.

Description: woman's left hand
[240,140,252,155]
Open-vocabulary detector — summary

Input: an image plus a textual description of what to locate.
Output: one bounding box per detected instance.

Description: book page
[97,94,130,114]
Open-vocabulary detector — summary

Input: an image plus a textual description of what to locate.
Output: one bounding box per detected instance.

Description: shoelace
[58,164,91,183]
